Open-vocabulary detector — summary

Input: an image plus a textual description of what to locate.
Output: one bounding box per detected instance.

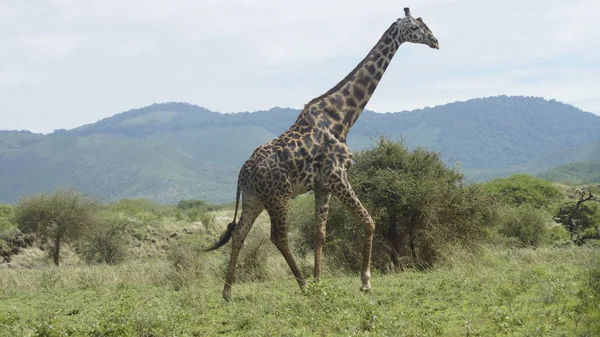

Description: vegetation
[13,190,100,266]
[554,186,600,243]
[482,174,563,208]
[82,213,131,265]
[539,161,600,184]
[2,96,600,204]
[0,204,14,233]
[294,138,494,271]
[494,205,551,247]
[0,137,599,335]
[0,246,598,336]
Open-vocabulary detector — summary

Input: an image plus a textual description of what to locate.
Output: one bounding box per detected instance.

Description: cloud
[0,0,599,133]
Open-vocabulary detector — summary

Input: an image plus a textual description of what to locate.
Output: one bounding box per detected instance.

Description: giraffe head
[397,7,439,49]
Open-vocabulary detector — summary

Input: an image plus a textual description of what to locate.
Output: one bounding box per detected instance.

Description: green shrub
[106,199,172,222]
[496,205,550,247]
[0,205,15,234]
[0,218,15,235]
[83,213,131,265]
[177,199,209,211]
[546,225,570,243]
[0,239,10,257]
[482,174,562,208]
[13,189,100,266]
[166,235,225,289]
[293,138,495,271]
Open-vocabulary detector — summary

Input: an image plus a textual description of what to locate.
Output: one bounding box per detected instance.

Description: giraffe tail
[204,169,242,252]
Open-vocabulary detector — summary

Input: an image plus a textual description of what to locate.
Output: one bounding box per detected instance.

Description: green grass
[1,246,598,336]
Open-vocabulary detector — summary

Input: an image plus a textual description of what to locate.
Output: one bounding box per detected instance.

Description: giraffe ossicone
[205,7,439,302]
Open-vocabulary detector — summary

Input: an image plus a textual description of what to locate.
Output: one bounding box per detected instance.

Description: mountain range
[1,95,599,204]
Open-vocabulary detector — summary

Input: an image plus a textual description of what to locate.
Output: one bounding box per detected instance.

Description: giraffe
[206,7,439,301]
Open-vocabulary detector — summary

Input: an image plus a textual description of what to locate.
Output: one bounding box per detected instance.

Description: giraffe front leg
[331,176,375,292]
[266,200,306,290]
[314,191,331,281]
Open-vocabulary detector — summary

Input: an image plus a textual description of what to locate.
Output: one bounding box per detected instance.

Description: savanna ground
[1,206,599,337]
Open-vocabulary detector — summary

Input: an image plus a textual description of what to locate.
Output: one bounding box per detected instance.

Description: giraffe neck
[299,22,405,141]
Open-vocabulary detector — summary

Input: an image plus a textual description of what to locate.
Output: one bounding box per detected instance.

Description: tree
[83,213,130,265]
[294,137,494,270]
[554,187,600,244]
[482,174,562,208]
[13,189,100,266]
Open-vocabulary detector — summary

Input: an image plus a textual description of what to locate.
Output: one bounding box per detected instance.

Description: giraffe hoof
[360,285,371,293]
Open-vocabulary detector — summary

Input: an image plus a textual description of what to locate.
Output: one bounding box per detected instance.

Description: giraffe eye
[411,26,419,31]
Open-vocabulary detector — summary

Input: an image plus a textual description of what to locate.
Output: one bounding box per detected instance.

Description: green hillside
[537,161,600,184]
[467,139,600,182]
[1,96,600,204]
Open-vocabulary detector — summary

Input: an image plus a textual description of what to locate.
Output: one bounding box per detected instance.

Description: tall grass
[1,245,598,336]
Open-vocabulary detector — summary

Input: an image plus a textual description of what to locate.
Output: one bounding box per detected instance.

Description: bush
[106,199,172,222]
[547,225,570,243]
[482,174,562,208]
[167,236,211,288]
[495,205,550,247]
[294,138,495,271]
[13,189,100,266]
[175,200,218,227]
[177,200,209,211]
[0,205,15,234]
[83,213,131,265]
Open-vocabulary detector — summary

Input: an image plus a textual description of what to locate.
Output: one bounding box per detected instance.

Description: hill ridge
[1,95,599,204]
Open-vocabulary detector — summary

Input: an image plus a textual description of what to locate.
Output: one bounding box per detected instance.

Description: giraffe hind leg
[222,195,264,301]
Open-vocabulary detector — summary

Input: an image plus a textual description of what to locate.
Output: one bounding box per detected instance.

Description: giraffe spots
[298,147,309,157]
[302,134,313,148]
[332,123,344,137]
[367,64,376,75]
[318,118,332,129]
[353,86,365,101]
[377,58,384,68]
[279,148,292,161]
[293,158,305,171]
[346,97,357,108]
[357,76,370,87]
[374,71,382,81]
[326,108,342,122]
[342,108,355,128]
[368,82,377,95]
[382,47,389,57]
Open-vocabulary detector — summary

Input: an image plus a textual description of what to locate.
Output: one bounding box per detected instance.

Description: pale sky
[1,0,599,134]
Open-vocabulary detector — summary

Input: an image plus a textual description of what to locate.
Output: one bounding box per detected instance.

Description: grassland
[1,240,599,336]
[1,194,599,337]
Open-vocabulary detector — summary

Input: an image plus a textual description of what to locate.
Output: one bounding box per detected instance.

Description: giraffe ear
[404,7,411,17]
